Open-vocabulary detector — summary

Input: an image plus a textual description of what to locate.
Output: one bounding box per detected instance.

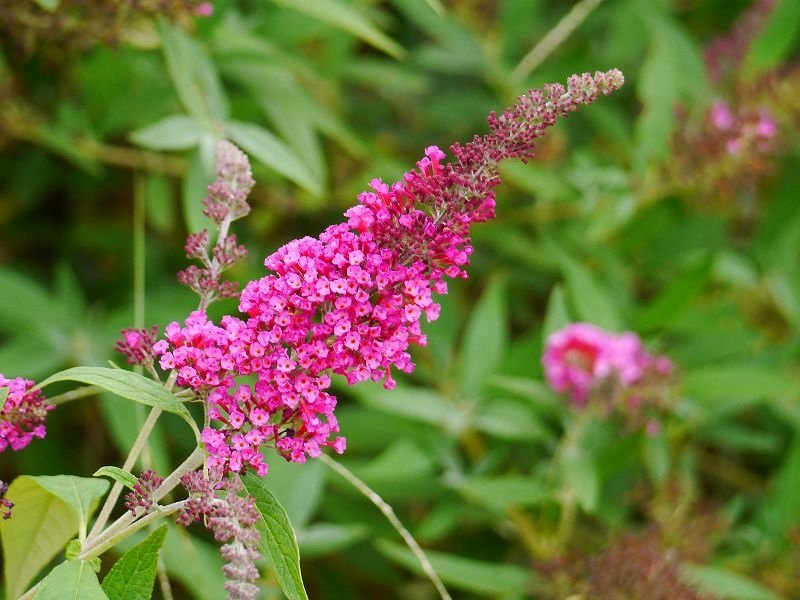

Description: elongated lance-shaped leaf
[35,367,199,439]
[269,0,404,59]
[241,473,308,600]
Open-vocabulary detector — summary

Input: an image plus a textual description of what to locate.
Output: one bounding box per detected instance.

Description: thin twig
[79,500,188,561]
[80,447,206,561]
[510,0,604,82]
[319,454,452,600]
[89,406,164,538]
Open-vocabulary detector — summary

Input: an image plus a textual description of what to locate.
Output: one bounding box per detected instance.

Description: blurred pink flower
[195,2,213,17]
[542,323,670,410]
[710,100,734,130]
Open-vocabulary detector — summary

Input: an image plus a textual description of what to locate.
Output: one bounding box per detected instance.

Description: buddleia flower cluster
[0,373,53,453]
[139,70,627,480]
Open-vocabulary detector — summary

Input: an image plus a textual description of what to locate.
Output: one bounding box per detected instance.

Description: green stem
[510,0,604,82]
[320,454,452,600]
[81,447,206,560]
[47,385,102,405]
[134,173,146,330]
[88,406,164,538]
[79,500,187,561]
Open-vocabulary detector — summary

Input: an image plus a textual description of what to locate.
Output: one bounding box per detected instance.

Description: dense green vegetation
[2,0,800,598]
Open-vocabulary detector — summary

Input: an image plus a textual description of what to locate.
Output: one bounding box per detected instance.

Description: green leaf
[93,466,139,490]
[183,143,215,235]
[0,386,8,411]
[0,334,67,380]
[486,375,562,414]
[642,431,670,484]
[297,523,368,558]
[158,20,229,122]
[472,400,554,443]
[160,524,226,600]
[560,254,622,331]
[377,540,535,596]
[259,450,325,528]
[25,476,109,538]
[455,476,551,512]
[634,5,706,169]
[745,0,800,73]
[0,268,67,332]
[351,439,435,485]
[1,477,79,599]
[454,277,507,398]
[33,0,61,10]
[758,437,800,534]
[101,525,167,600]
[145,172,176,234]
[269,0,405,59]
[241,473,308,600]
[562,452,599,513]
[348,382,467,435]
[683,565,785,600]
[542,284,572,340]
[37,560,108,600]
[35,367,199,437]
[635,258,711,332]
[228,121,323,197]
[130,115,203,150]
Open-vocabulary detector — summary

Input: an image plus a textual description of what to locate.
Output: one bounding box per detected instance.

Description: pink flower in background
[755,111,777,138]
[194,2,213,17]
[0,374,53,452]
[543,323,672,410]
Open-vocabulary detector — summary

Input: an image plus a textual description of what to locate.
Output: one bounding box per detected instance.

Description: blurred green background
[2,0,800,598]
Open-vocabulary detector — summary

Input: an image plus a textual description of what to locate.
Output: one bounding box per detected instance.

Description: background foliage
[1,0,800,598]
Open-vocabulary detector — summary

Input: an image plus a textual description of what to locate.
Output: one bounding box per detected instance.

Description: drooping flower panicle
[178,470,260,600]
[154,71,625,476]
[0,374,53,452]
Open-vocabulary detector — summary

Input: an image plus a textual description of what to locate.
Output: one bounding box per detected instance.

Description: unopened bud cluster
[124,469,164,516]
[178,141,253,309]
[115,326,160,367]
